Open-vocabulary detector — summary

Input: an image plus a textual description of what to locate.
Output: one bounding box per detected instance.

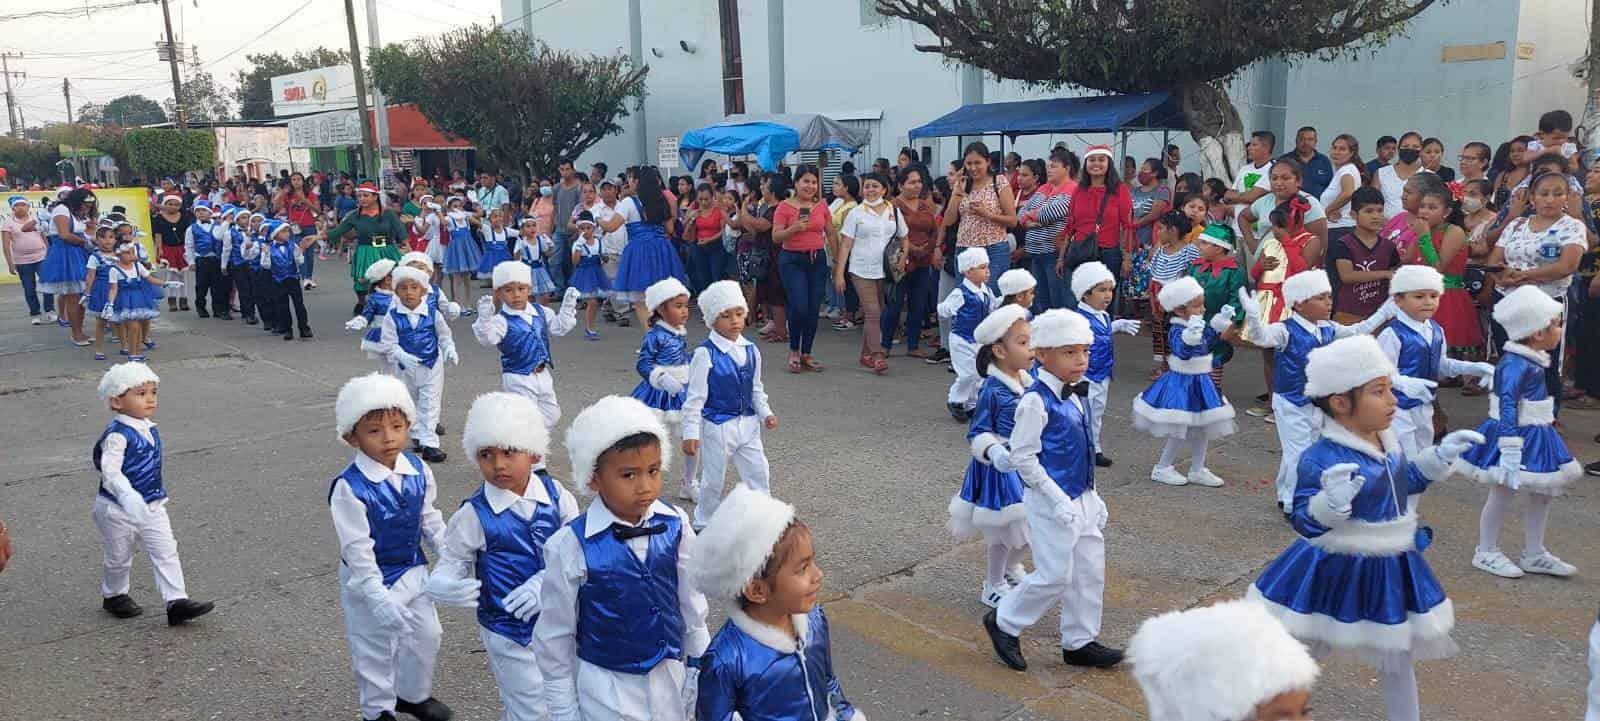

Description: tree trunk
[1179,80,1245,181]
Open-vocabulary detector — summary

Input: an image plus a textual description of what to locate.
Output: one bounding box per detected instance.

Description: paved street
[1,258,1596,721]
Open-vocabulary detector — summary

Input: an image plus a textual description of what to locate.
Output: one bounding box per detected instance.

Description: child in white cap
[996,267,1036,314]
[938,247,999,421]
[1377,264,1495,458]
[376,265,459,463]
[535,395,710,721]
[345,258,398,372]
[472,261,581,429]
[183,199,232,319]
[1128,599,1318,721]
[689,485,866,721]
[92,362,214,625]
[1459,285,1584,578]
[1069,261,1142,467]
[424,391,579,721]
[681,279,777,529]
[400,251,461,320]
[328,373,451,721]
[1133,276,1237,488]
[631,277,699,500]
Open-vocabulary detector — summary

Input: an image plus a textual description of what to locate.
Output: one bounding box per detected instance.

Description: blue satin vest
[93,421,166,504]
[1272,319,1337,406]
[228,227,248,267]
[1075,305,1114,382]
[469,471,564,645]
[329,452,429,587]
[267,242,299,283]
[191,221,221,257]
[574,510,685,674]
[1390,320,1444,409]
[701,340,757,423]
[951,285,991,343]
[393,308,440,368]
[698,607,856,721]
[498,309,553,375]
[361,292,394,345]
[1031,379,1095,498]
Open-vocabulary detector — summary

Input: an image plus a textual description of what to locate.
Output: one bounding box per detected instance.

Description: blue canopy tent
[679,113,871,171]
[907,91,1187,159]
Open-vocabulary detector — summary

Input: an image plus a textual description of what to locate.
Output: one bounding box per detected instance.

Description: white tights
[1380,659,1420,721]
[1156,430,1209,471]
[985,544,1028,588]
[1477,485,1555,556]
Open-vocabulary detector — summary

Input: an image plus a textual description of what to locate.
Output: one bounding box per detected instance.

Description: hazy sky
[5,0,505,125]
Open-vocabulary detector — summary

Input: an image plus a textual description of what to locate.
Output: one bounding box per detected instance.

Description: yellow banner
[0,187,154,286]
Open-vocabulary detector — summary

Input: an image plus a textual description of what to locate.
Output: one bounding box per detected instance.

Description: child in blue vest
[329,373,451,721]
[1069,261,1143,468]
[377,266,459,463]
[631,277,698,501]
[536,395,711,721]
[92,362,215,625]
[258,220,315,341]
[690,484,866,721]
[1249,335,1481,721]
[1377,265,1495,459]
[1461,286,1585,579]
[245,212,276,331]
[223,206,260,325]
[345,258,398,371]
[425,391,579,721]
[997,268,1036,314]
[183,199,232,319]
[401,251,462,320]
[472,261,581,429]
[1133,276,1238,488]
[983,309,1123,672]
[680,280,777,530]
[939,247,998,421]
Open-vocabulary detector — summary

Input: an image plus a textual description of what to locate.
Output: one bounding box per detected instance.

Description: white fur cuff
[1411,448,1452,483]
[1306,491,1351,529]
[969,433,1003,463]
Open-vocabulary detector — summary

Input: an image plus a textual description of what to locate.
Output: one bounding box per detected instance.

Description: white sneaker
[1004,563,1027,587]
[1472,549,1525,578]
[30,315,42,325]
[981,582,1010,609]
[43,310,57,322]
[677,480,698,501]
[1151,466,1189,486]
[1187,467,1226,487]
[1521,551,1577,577]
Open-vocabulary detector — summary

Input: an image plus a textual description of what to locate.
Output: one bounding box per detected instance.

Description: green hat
[1197,223,1235,251]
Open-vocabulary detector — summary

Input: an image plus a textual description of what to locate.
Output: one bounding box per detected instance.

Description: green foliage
[126,128,216,179]
[41,123,94,151]
[99,95,169,127]
[368,24,647,177]
[0,137,62,183]
[233,47,349,119]
[165,71,233,123]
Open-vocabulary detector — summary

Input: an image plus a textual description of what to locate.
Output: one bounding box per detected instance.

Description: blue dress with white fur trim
[696,606,861,721]
[630,322,689,421]
[1131,323,1236,439]
[1250,424,1456,670]
[1457,343,1581,495]
[949,369,1031,549]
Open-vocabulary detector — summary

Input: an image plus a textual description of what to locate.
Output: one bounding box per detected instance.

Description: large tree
[233,47,349,119]
[875,0,1440,177]
[98,94,168,127]
[368,24,648,178]
[165,71,233,123]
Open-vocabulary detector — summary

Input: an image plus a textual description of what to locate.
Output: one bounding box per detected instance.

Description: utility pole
[0,53,22,138]
[159,0,186,130]
[63,79,77,180]
[364,0,392,194]
[343,0,378,182]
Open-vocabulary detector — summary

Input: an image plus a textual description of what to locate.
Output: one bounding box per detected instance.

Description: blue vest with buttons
[1272,319,1337,406]
[426,286,444,315]
[227,227,248,267]
[361,292,393,345]
[328,452,429,587]
[393,308,440,368]
[93,420,166,504]
[498,309,553,375]
[701,340,757,424]
[1031,379,1095,499]
[469,470,564,645]
[951,285,991,343]
[1390,320,1444,409]
[192,221,221,257]
[1075,306,1114,382]
[574,509,686,674]
[267,242,299,283]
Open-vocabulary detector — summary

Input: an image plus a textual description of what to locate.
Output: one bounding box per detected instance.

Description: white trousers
[481,627,548,721]
[92,495,188,601]
[339,564,442,720]
[1086,378,1109,453]
[503,370,561,429]
[575,657,687,721]
[1272,394,1323,508]
[995,489,1107,650]
[400,362,445,448]
[946,336,980,408]
[1587,618,1600,721]
[1392,404,1433,461]
[692,415,771,528]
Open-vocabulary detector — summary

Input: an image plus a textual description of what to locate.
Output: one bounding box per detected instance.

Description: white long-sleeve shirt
[328,452,446,605]
[182,219,227,264]
[1008,368,1087,493]
[1377,312,1480,381]
[470,300,577,348]
[377,301,456,367]
[679,331,774,440]
[937,278,998,319]
[1246,309,1389,350]
[97,413,165,508]
[432,476,580,586]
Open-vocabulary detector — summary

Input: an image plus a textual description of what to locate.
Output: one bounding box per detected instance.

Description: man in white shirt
[1223,130,1277,227]
[591,179,632,323]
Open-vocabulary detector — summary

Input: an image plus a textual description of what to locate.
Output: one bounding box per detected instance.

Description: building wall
[1509,0,1590,137]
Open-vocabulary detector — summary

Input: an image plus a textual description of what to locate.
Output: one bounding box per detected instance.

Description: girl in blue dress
[949,303,1033,609]
[1250,334,1482,721]
[1460,285,1584,579]
[84,225,122,360]
[473,207,515,277]
[40,187,96,346]
[513,216,557,301]
[606,166,687,328]
[566,212,610,339]
[1132,276,1237,488]
[630,277,698,500]
[440,197,483,314]
[103,241,161,362]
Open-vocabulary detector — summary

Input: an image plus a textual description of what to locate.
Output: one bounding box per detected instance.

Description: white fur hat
[98,362,159,401]
[1129,599,1318,721]
[698,280,747,327]
[1070,261,1115,301]
[335,373,417,438]
[687,484,797,602]
[997,268,1036,297]
[565,395,672,494]
[1303,334,1395,399]
[1493,284,1563,341]
[1282,270,1332,307]
[363,259,398,284]
[462,391,549,458]
[391,265,431,290]
[1389,264,1444,296]
[975,304,1030,346]
[400,251,434,270]
[1156,276,1204,311]
[492,260,532,289]
[1029,308,1092,349]
[957,247,990,273]
[645,277,691,313]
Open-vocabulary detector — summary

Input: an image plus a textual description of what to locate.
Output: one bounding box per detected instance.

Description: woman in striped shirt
[1015,156,1073,313]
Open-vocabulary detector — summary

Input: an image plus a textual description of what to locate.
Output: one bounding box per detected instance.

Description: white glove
[561,287,581,312]
[1496,438,1524,490]
[1390,374,1437,403]
[1318,462,1364,516]
[423,574,481,608]
[114,489,150,526]
[476,294,495,317]
[78,294,88,307]
[1237,287,1262,323]
[344,315,369,332]
[649,366,685,394]
[183,253,194,267]
[986,444,1016,472]
[373,596,420,633]
[1110,318,1141,335]
[502,574,543,622]
[392,349,423,369]
[664,364,691,386]
[1035,481,1076,524]
[442,345,460,366]
[102,303,114,318]
[680,667,700,721]
[1209,310,1235,334]
[445,301,462,320]
[1434,429,1486,465]
[1460,361,1495,380]
[1181,314,1207,344]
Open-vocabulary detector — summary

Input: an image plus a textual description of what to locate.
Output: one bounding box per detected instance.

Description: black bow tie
[612,523,667,541]
[1069,381,1089,397]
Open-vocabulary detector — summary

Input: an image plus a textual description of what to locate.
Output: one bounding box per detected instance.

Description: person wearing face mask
[1375,131,1426,219]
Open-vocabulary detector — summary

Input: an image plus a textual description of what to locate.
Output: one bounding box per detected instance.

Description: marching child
[377,266,459,463]
[247,212,277,332]
[997,268,1036,313]
[183,199,232,319]
[103,241,160,362]
[690,484,865,721]
[92,362,215,625]
[471,261,580,429]
[1070,261,1143,468]
[982,309,1122,671]
[630,277,698,500]
[1461,285,1585,578]
[1377,265,1495,458]
[222,206,259,325]
[535,395,711,721]
[474,207,516,279]
[329,373,451,721]
[1128,599,1318,721]
[84,225,120,360]
[400,251,461,320]
[1250,335,1481,721]
[423,391,579,721]
[441,197,482,314]
[1133,276,1237,487]
[513,216,558,304]
[681,280,778,530]
[344,259,398,371]
[949,304,1034,609]
[567,211,611,340]
[259,220,317,341]
[939,247,999,421]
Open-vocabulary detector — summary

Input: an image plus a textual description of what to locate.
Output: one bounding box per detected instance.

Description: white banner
[657,136,679,168]
[287,109,364,148]
[271,65,358,115]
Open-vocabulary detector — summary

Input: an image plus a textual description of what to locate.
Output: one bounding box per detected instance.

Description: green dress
[1188,257,1247,366]
[326,208,408,293]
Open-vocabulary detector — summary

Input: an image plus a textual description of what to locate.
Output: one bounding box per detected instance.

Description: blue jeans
[984,242,1012,294]
[689,241,728,295]
[550,230,572,290]
[883,267,936,352]
[15,261,52,316]
[1028,251,1068,313]
[297,230,316,280]
[778,249,827,354]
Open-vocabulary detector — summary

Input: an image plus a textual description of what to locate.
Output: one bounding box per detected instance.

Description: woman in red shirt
[1058,145,1134,291]
[275,172,321,289]
[684,182,726,294]
[772,164,836,373]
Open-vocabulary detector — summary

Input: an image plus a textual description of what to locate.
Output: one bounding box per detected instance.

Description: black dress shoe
[102,594,143,618]
[364,713,397,721]
[300,329,314,340]
[420,447,448,463]
[434,423,445,435]
[196,307,210,318]
[243,315,258,325]
[983,609,1027,671]
[283,332,295,341]
[948,402,970,423]
[166,598,215,625]
[1062,641,1123,668]
[216,312,233,320]
[1094,453,1113,468]
[395,696,452,721]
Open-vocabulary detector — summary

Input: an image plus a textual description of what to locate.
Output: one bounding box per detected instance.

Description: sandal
[801,355,824,372]
[859,352,876,370]
[787,353,803,374]
[871,352,888,375]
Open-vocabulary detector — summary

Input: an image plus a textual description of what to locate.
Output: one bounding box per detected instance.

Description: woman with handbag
[884,165,942,360]
[943,142,1017,293]
[836,172,909,375]
[1057,145,1133,301]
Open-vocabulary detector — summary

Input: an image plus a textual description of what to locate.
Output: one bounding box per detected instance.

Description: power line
[0,0,155,22]
[499,0,571,30]
[199,0,317,70]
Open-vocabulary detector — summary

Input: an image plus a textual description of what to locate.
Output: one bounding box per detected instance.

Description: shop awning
[908,92,1187,140]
